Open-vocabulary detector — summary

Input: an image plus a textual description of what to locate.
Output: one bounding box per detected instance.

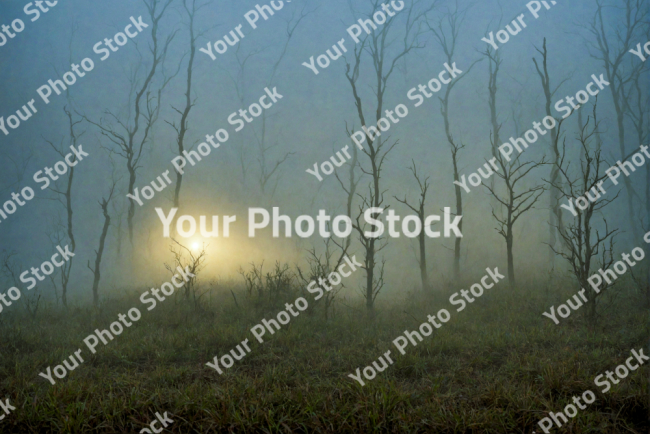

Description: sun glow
[191,242,200,251]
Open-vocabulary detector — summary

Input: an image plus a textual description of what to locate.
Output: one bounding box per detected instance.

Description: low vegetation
[0,270,647,433]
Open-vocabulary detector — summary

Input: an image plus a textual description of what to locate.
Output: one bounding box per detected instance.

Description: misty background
[0,0,647,305]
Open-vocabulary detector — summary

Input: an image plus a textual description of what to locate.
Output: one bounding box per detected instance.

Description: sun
[191,242,200,251]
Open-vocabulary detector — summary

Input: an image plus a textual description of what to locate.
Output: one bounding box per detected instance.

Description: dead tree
[164,238,206,308]
[40,24,86,307]
[481,19,503,195]
[87,181,117,309]
[255,6,311,196]
[584,0,648,241]
[225,3,311,196]
[395,160,431,293]
[345,0,435,314]
[43,106,84,308]
[226,45,263,185]
[1,252,22,290]
[532,38,572,266]
[166,0,214,211]
[304,147,354,317]
[84,0,177,244]
[428,1,482,283]
[548,105,618,323]
[296,238,348,321]
[621,57,650,230]
[483,148,547,288]
[620,56,650,299]
[1,252,41,320]
[239,262,265,300]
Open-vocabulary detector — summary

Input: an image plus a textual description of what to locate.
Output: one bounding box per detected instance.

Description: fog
[0,0,647,304]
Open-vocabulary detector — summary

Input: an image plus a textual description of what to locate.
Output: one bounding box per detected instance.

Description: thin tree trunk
[506,210,515,288]
[173,0,199,220]
[90,200,111,308]
[533,39,563,265]
[418,225,429,292]
[452,153,462,281]
[127,166,136,243]
[611,100,640,240]
[61,163,75,308]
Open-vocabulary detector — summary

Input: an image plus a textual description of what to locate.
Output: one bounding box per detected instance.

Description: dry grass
[0,274,647,433]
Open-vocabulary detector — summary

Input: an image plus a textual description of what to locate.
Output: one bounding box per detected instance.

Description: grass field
[0,272,647,433]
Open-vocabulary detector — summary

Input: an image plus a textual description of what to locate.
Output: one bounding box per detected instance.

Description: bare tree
[584,0,649,241]
[296,238,348,321]
[395,160,431,293]
[167,0,215,211]
[548,105,618,323]
[225,3,312,196]
[1,252,42,320]
[239,260,296,312]
[345,0,435,314]
[239,262,265,300]
[621,57,650,229]
[620,60,650,300]
[428,1,482,282]
[39,24,87,308]
[225,45,264,185]
[87,181,117,308]
[84,0,177,244]
[483,148,547,288]
[255,6,312,196]
[43,106,84,308]
[2,251,23,293]
[532,38,572,266]
[165,238,206,308]
[481,18,503,195]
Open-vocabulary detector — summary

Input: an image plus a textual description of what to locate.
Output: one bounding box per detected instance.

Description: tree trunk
[418,225,429,293]
[61,160,75,308]
[452,152,463,282]
[127,165,136,244]
[612,101,640,240]
[533,38,563,265]
[174,2,197,209]
[506,229,515,288]
[366,240,375,313]
[91,202,111,308]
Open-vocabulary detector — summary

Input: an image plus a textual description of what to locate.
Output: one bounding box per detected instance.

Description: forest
[0,0,648,432]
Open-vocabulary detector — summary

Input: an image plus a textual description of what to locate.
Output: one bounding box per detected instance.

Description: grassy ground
[0,274,647,433]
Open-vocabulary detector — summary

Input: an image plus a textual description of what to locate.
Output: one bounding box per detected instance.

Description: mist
[0,0,648,432]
